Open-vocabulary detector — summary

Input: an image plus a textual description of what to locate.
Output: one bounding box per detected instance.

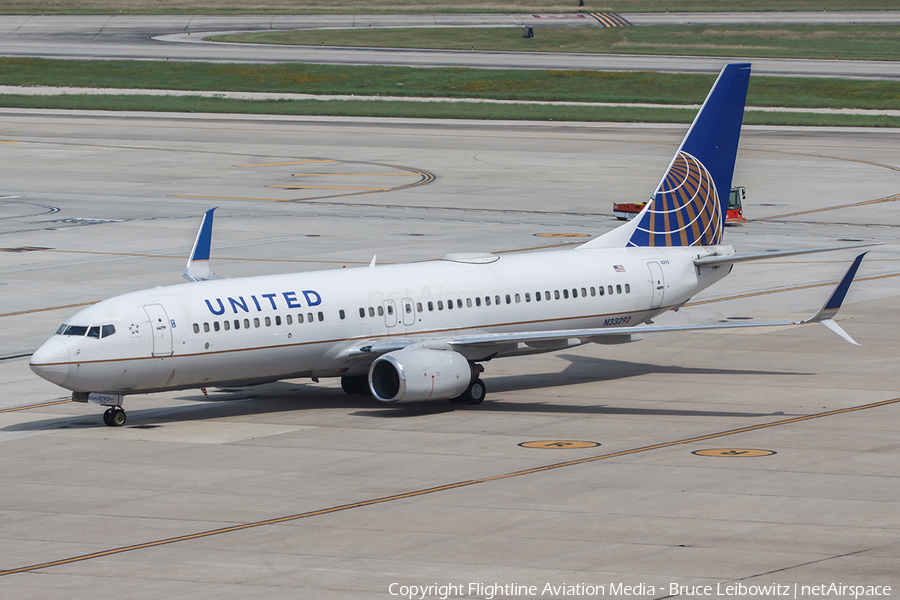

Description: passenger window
[485,296,491,306]
[417,302,423,312]
[286,315,292,325]
[562,289,568,299]
[221,321,227,331]
[265,317,271,326]
[571,289,577,298]
[244,319,250,329]
[475,297,481,307]
[598,286,605,296]
[203,323,210,333]
[387,305,394,315]
[405,304,411,314]
[457,299,463,308]
[590,287,596,297]
[581,287,587,297]
[515,293,520,303]
[359,308,365,318]
[428,301,434,311]
[297,313,304,323]
[495,295,500,305]
[625,284,631,293]
[275,315,282,325]
[317,312,324,322]
[88,326,100,339]
[447,300,453,310]
[616,284,622,294]
[340,310,346,320]
[535,292,540,302]
[438,300,444,310]
[525,292,531,302]
[505,294,511,304]
[545,291,551,301]
[466,298,472,308]
[369,307,375,317]
[254,318,260,328]
[194,323,201,334]
[555,290,560,300]
[234,320,240,330]
[608,285,614,295]
[307,312,314,323]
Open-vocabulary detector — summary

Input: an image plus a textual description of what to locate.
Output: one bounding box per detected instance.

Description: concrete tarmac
[0,110,898,598]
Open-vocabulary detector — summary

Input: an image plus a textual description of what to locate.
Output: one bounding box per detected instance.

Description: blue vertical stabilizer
[582,63,751,250]
[630,63,750,247]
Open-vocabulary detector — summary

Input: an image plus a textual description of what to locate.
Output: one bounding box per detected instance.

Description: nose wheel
[103,407,127,427]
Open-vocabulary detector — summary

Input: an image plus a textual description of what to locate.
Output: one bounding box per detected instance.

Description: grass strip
[2,58,900,110]
[216,25,900,62]
[2,94,898,127]
[1,1,897,15]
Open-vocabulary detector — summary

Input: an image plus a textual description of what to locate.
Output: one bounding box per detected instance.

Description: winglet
[182,208,221,282]
[802,252,868,345]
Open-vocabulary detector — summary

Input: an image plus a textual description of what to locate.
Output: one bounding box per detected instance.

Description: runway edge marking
[2,396,899,577]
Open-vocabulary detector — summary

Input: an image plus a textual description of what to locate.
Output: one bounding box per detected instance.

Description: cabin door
[143,304,174,357]
[647,262,665,309]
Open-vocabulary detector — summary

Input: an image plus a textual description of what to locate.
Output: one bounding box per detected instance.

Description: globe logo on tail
[628,151,723,247]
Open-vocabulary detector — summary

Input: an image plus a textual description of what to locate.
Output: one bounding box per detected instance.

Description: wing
[345,252,869,360]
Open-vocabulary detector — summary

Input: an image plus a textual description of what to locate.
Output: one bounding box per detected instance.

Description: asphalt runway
[0,110,898,598]
[2,14,900,78]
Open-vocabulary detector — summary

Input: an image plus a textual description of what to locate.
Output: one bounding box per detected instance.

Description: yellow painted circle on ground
[534,233,590,238]
[692,449,776,457]
[519,440,600,449]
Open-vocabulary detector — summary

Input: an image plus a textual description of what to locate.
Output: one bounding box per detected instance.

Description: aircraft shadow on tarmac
[354,355,802,419]
[7,355,805,430]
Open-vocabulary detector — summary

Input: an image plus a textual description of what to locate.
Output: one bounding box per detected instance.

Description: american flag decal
[613,265,626,272]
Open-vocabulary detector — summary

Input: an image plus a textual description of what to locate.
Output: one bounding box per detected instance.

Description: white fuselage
[30,245,730,396]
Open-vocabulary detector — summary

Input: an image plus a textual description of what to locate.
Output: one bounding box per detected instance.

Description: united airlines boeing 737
[30,63,873,427]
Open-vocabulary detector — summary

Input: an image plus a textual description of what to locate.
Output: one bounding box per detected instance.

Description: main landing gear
[340,375,371,396]
[449,378,486,405]
[103,407,126,427]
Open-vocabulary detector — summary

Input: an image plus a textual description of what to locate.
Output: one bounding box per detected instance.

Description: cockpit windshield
[56,324,116,338]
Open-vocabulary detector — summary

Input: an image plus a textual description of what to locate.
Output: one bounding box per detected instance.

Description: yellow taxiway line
[2,396,897,577]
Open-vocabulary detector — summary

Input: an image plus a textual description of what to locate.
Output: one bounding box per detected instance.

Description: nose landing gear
[103,407,127,427]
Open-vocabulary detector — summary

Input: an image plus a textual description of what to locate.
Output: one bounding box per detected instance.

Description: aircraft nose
[29,338,70,386]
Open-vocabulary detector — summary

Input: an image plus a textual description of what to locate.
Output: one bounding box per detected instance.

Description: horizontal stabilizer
[694,242,880,268]
[182,207,221,282]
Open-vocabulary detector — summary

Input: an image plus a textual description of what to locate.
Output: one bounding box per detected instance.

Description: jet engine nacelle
[369,348,472,403]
